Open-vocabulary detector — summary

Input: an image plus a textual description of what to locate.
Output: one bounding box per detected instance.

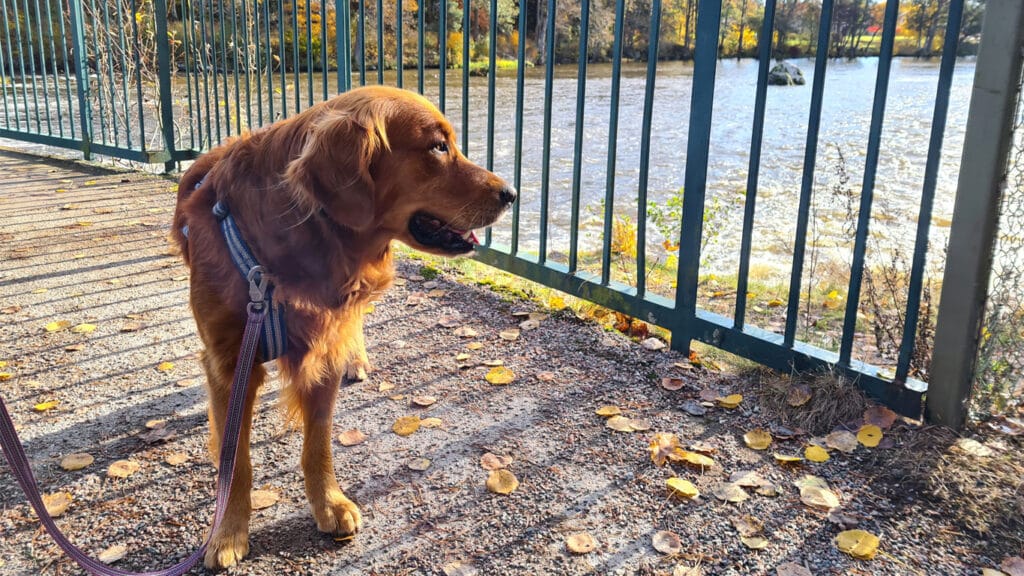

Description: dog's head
[285,86,516,256]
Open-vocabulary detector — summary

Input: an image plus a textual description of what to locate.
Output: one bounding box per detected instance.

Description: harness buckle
[247,265,268,308]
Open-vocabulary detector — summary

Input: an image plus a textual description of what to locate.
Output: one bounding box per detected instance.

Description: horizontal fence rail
[0,0,1006,424]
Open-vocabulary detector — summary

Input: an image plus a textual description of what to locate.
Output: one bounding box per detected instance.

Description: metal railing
[1,0,1019,426]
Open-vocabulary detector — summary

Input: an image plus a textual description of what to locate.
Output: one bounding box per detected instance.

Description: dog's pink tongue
[469,230,480,244]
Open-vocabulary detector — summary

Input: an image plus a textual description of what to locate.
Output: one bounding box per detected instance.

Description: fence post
[336,0,351,92]
[153,0,176,171]
[927,0,1024,428]
[67,0,92,160]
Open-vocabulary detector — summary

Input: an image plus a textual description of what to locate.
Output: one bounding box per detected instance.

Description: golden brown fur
[171,86,514,569]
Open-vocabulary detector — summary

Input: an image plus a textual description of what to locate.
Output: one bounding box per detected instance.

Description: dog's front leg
[200,348,265,569]
[291,371,363,536]
[343,310,373,382]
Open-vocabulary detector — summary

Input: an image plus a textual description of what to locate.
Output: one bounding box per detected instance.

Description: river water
[423,57,973,280]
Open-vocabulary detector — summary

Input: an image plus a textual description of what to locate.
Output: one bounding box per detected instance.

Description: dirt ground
[1,148,1022,576]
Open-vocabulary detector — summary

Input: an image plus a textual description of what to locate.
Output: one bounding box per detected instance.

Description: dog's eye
[432,141,449,155]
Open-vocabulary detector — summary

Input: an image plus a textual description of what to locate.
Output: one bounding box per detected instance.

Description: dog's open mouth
[408,212,480,254]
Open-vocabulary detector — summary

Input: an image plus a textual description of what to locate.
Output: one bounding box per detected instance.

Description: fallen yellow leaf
[485,366,515,385]
[44,320,71,333]
[0,372,11,381]
[652,530,682,555]
[97,544,127,564]
[338,429,367,446]
[805,445,831,462]
[107,460,141,479]
[71,323,97,334]
[743,428,772,450]
[666,477,700,499]
[250,489,279,510]
[835,529,880,560]
[392,416,421,437]
[595,405,622,417]
[33,400,59,412]
[485,469,519,495]
[156,361,174,372]
[42,492,72,517]
[60,453,94,471]
[857,424,883,448]
[566,532,597,554]
[800,485,840,510]
[717,394,743,409]
[773,453,803,464]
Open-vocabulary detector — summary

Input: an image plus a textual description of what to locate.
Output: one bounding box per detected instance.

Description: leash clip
[247,265,268,308]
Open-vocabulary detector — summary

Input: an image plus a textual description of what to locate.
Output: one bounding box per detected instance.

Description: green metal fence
[1,0,1019,426]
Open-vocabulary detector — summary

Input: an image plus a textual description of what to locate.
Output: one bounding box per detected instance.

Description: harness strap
[0,303,267,576]
[212,202,287,361]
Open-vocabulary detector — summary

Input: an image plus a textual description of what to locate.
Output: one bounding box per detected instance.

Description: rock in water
[768,61,806,86]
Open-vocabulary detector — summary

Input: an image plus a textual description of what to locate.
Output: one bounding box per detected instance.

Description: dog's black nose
[499,185,517,205]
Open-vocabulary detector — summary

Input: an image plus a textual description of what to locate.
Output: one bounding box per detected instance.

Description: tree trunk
[922,0,949,57]
[737,0,748,57]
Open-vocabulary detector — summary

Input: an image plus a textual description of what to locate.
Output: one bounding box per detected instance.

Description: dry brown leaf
[480,452,513,470]
[786,383,812,407]
[536,371,556,382]
[1002,557,1024,576]
[650,433,681,466]
[800,485,840,510]
[519,319,541,331]
[98,544,127,564]
[411,395,437,407]
[378,381,395,392]
[145,419,166,429]
[251,489,279,510]
[652,530,682,555]
[139,426,176,444]
[856,425,883,448]
[499,329,520,341]
[741,535,769,550]
[681,400,707,416]
[743,428,772,450]
[641,338,666,351]
[107,460,141,479]
[565,532,598,554]
[794,475,830,490]
[673,565,703,576]
[699,388,721,402]
[454,326,478,338]
[165,452,189,466]
[467,342,484,350]
[420,417,444,428]
[863,405,898,429]
[954,438,995,457]
[666,477,700,499]
[661,377,685,391]
[442,562,479,576]
[606,415,636,432]
[731,515,763,537]
[482,359,505,367]
[628,418,652,432]
[674,450,715,470]
[486,469,519,495]
[407,457,431,471]
[485,366,516,385]
[60,453,94,471]
[713,483,749,503]
[825,430,859,453]
[42,492,72,517]
[392,416,421,437]
[981,569,1008,576]
[835,529,880,560]
[455,352,472,361]
[338,429,367,446]
[730,470,769,488]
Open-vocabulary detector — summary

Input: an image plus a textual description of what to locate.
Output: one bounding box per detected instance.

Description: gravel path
[0,149,1020,576]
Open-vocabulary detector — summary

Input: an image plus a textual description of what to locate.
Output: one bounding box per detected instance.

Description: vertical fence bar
[338,0,352,92]
[928,0,1024,428]
[0,0,20,131]
[358,0,366,85]
[376,0,384,84]
[417,0,424,94]
[320,0,327,99]
[439,0,447,113]
[99,0,118,145]
[783,0,835,348]
[57,0,77,138]
[568,0,590,273]
[894,0,965,383]
[200,0,215,143]
[838,0,899,367]
[0,27,8,130]
[306,0,314,102]
[673,0,722,328]
[538,0,557,264]
[243,0,254,125]
[19,0,42,133]
[461,0,469,154]
[31,0,52,135]
[45,0,65,137]
[68,0,92,158]
[635,0,662,298]
[484,0,496,246]
[278,0,286,114]
[291,0,300,112]
[113,0,130,146]
[601,0,626,285]
[396,0,403,88]
[153,0,176,168]
[510,1,526,255]
[219,0,232,137]
[254,0,264,126]
[734,0,777,329]
[9,0,30,132]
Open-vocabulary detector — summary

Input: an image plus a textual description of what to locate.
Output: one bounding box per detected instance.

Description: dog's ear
[285,111,386,231]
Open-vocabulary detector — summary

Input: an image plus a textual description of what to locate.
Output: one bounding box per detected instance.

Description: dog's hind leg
[200,346,265,569]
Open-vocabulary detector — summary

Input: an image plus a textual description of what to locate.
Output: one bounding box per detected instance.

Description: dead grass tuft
[751,368,871,436]
[874,426,1024,538]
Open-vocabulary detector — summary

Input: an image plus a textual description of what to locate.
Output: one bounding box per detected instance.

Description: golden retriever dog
[171,85,515,568]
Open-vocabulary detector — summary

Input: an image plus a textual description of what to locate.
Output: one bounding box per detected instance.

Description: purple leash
[0,270,268,576]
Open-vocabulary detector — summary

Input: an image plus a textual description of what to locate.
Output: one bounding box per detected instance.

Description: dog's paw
[204,526,250,569]
[345,359,372,382]
[312,490,363,536]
